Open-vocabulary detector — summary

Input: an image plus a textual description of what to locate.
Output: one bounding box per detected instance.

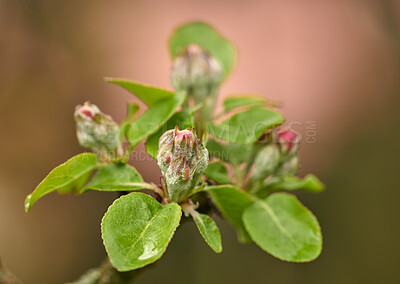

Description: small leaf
[206,139,251,165]
[82,163,143,192]
[105,78,174,106]
[204,161,232,185]
[258,174,325,197]
[208,106,284,144]
[207,185,253,243]
[25,153,98,212]
[126,91,186,148]
[223,96,266,112]
[169,22,236,79]
[243,193,322,262]
[102,192,182,271]
[145,110,194,159]
[125,102,140,121]
[192,212,222,253]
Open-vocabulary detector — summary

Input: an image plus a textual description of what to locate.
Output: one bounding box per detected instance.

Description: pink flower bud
[277,129,299,153]
[74,102,100,120]
[157,127,208,202]
[74,101,122,158]
[170,44,223,102]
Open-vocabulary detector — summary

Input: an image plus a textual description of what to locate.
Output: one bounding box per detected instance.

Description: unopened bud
[252,144,281,181]
[74,102,122,157]
[74,103,101,120]
[275,154,299,176]
[277,129,299,153]
[170,44,223,102]
[157,126,209,202]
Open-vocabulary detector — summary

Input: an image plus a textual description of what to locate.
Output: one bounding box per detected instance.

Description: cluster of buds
[252,129,300,181]
[170,44,223,102]
[74,102,122,158]
[157,127,209,202]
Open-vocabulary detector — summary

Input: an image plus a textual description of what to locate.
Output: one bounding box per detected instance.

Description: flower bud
[277,129,299,153]
[252,144,281,181]
[275,154,299,176]
[74,102,122,156]
[157,127,209,202]
[170,44,223,102]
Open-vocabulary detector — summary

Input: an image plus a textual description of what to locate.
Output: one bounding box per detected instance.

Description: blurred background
[1,0,399,283]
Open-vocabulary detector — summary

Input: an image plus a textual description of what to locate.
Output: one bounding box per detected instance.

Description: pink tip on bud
[75,101,101,120]
[175,129,195,147]
[80,108,93,118]
[277,129,297,151]
[187,44,202,56]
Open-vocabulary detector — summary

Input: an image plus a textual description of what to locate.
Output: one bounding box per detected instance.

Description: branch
[66,259,156,284]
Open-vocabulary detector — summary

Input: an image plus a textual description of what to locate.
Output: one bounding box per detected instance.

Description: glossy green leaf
[126,91,186,147]
[208,106,284,144]
[102,193,182,271]
[206,139,251,165]
[82,163,143,192]
[25,153,98,212]
[204,161,232,184]
[223,96,266,112]
[207,185,254,243]
[257,174,325,197]
[145,110,194,159]
[243,193,322,262]
[105,78,174,106]
[192,212,222,253]
[169,22,236,79]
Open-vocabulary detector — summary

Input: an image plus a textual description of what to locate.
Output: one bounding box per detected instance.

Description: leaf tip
[305,174,326,193]
[24,194,32,212]
[214,246,223,254]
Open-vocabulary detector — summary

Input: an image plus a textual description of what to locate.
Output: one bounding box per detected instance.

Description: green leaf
[223,96,266,112]
[258,174,325,197]
[206,139,251,165]
[207,185,254,243]
[204,161,232,184]
[169,22,236,79]
[192,212,222,253]
[145,110,194,159]
[223,95,282,113]
[243,193,322,262]
[119,103,140,141]
[126,91,186,148]
[25,153,98,212]
[102,192,182,271]
[105,78,174,106]
[82,163,143,192]
[125,102,140,121]
[208,106,284,144]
